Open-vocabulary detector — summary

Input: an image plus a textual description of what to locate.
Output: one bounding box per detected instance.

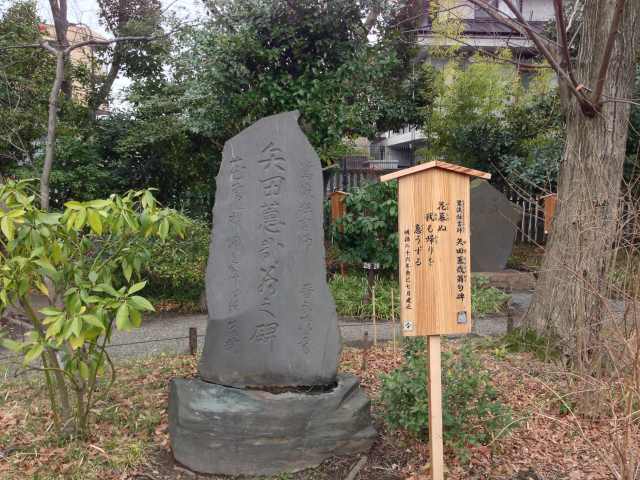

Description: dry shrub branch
[522,175,640,480]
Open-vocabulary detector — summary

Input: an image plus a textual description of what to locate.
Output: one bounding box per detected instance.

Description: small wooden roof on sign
[380,160,491,183]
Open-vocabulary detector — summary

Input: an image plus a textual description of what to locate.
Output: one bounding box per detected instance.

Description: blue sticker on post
[456,311,467,325]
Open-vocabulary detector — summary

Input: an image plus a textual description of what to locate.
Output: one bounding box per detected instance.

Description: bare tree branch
[49,0,69,48]
[565,0,583,32]
[48,0,71,99]
[40,40,58,55]
[592,0,627,107]
[63,34,161,54]
[466,0,596,115]
[41,49,65,211]
[553,0,578,86]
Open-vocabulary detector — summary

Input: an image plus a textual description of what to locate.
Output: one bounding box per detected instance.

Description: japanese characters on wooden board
[381,161,491,336]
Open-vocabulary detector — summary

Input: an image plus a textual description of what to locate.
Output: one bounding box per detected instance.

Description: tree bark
[89,45,123,121]
[41,49,65,211]
[525,0,640,372]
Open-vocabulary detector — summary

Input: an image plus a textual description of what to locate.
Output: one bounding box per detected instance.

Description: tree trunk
[525,1,640,373]
[89,46,123,121]
[48,0,72,101]
[41,50,65,211]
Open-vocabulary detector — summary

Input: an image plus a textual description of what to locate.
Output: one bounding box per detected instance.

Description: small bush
[143,220,210,310]
[471,275,510,317]
[331,181,399,272]
[380,339,513,461]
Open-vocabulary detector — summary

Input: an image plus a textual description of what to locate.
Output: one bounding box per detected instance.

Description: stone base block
[168,374,376,476]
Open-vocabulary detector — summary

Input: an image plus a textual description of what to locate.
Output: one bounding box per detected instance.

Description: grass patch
[471,275,511,317]
[494,327,560,362]
[328,273,398,319]
[0,355,197,480]
[330,273,510,319]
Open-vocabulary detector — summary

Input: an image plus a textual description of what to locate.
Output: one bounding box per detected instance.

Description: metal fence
[502,186,546,245]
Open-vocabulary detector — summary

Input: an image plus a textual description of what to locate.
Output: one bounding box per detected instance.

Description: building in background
[39,23,109,116]
[368,0,554,170]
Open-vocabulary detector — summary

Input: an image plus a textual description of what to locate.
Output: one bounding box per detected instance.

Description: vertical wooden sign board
[541,193,558,235]
[329,190,348,223]
[381,161,491,480]
[329,191,348,274]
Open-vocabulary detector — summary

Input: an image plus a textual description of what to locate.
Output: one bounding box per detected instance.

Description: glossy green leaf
[64,201,83,210]
[1,216,14,240]
[87,209,103,235]
[115,303,130,330]
[82,314,105,330]
[40,307,63,316]
[128,295,155,312]
[128,281,147,295]
[23,343,44,364]
[95,282,119,297]
[130,308,142,328]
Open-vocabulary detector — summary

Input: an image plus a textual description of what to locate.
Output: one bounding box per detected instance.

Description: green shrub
[331,181,399,272]
[380,339,513,461]
[0,181,186,437]
[471,275,510,317]
[143,220,210,309]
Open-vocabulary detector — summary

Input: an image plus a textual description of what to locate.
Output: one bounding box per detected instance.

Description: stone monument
[168,111,375,476]
[470,179,521,272]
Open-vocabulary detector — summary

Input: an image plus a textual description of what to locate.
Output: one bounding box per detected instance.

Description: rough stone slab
[199,111,341,387]
[470,180,521,272]
[168,374,376,476]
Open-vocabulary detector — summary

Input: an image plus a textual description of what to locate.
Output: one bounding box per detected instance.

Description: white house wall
[521,0,554,21]
[442,1,553,21]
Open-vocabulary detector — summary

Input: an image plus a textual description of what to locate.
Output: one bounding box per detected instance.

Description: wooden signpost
[329,190,348,223]
[541,193,558,235]
[329,191,348,274]
[381,161,491,480]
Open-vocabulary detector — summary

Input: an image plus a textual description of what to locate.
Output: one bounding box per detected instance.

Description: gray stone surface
[168,374,376,476]
[470,180,521,272]
[199,111,341,387]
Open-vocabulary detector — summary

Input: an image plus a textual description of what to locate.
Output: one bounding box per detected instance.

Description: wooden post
[506,299,514,333]
[427,335,444,480]
[391,288,397,356]
[380,161,490,480]
[361,331,369,372]
[542,193,558,235]
[329,191,348,275]
[372,286,377,346]
[189,327,198,356]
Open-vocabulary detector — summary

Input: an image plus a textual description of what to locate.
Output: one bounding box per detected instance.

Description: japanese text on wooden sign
[381,161,490,336]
